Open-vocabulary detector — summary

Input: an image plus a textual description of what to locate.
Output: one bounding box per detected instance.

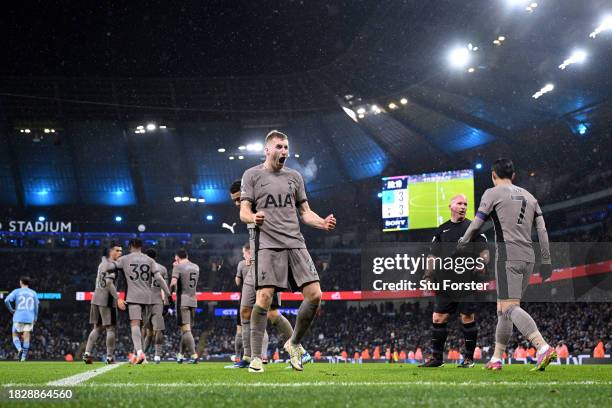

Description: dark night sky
[3,1,375,78]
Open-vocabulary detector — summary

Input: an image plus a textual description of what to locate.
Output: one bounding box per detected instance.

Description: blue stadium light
[475,162,483,170]
[206,214,214,221]
[115,216,123,222]
[37,189,49,195]
[377,192,383,198]
[38,216,46,222]
[577,123,588,135]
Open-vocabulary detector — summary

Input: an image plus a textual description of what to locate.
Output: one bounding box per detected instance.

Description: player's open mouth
[279,156,287,164]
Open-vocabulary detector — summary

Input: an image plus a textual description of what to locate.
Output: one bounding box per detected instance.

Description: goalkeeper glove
[539,263,553,281]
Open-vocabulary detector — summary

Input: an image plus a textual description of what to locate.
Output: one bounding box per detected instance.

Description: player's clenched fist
[254,211,265,226]
[323,214,336,231]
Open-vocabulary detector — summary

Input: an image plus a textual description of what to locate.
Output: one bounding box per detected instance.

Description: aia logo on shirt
[264,194,293,208]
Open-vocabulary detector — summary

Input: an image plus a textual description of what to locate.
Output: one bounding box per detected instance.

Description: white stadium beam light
[589,15,612,39]
[146,123,156,131]
[532,83,554,99]
[342,106,358,122]
[558,50,587,70]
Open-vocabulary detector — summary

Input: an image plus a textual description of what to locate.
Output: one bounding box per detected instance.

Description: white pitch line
[55,380,611,388]
[46,363,125,387]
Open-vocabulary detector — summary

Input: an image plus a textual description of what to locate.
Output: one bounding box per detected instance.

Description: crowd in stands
[1,301,609,362]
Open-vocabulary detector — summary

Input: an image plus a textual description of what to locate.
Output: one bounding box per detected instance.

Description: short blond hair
[265,130,288,145]
[449,194,467,205]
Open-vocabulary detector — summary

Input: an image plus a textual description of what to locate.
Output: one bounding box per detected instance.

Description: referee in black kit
[419,194,489,368]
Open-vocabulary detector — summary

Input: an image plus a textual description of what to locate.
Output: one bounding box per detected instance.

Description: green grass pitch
[408,177,475,230]
[1,362,610,407]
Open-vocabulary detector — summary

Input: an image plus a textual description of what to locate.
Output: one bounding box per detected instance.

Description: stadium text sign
[0,220,72,233]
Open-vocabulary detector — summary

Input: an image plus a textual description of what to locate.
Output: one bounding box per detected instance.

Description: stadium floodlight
[246,143,264,151]
[388,102,398,109]
[38,216,46,222]
[114,216,123,222]
[159,125,167,129]
[44,128,50,133]
[294,154,300,158]
[137,125,144,130]
[146,123,156,131]
[51,129,55,133]
[358,114,365,119]
[400,98,408,105]
[198,198,205,203]
[173,197,182,202]
[559,50,587,70]
[206,214,214,221]
[590,15,612,38]
[217,148,226,153]
[238,155,244,160]
[577,123,588,135]
[468,67,476,73]
[356,107,366,114]
[181,196,189,202]
[448,46,470,69]
[506,0,528,5]
[24,129,31,133]
[532,83,554,99]
[377,192,383,198]
[475,162,483,170]
[189,198,197,202]
[229,156,235,160]
[238,145,246,150]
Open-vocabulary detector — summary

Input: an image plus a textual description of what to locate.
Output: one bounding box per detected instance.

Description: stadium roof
[1,1,610,208]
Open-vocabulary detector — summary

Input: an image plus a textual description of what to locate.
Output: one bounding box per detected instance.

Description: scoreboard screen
[382,169,474,232]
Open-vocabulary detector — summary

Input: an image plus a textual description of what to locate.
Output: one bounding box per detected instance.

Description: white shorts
[13,322,34,333]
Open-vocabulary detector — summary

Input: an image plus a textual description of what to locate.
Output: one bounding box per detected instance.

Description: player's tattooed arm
[298,201,336,231]
[240,200,264,225]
